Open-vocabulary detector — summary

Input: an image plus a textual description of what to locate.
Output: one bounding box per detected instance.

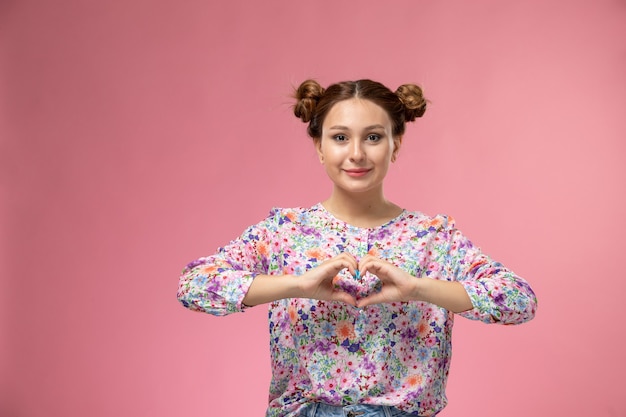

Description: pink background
[2,1,625,416]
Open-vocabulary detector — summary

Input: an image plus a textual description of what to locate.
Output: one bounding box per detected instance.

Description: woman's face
[316,98,401,197]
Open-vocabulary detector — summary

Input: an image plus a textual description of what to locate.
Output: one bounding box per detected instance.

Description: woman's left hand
[356,254,419,307]
[356,254,474,312]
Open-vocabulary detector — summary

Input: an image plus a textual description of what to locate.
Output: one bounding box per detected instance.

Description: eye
[366,134,381,142]
[333,134,348,142]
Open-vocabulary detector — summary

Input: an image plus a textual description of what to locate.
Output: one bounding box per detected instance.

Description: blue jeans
[299,402,416,417]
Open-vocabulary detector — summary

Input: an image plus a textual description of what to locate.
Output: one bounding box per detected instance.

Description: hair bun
[396,84,427,122]
[293,79,325,123]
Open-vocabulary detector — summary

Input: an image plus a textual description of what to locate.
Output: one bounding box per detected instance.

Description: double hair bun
[293,79,427,124]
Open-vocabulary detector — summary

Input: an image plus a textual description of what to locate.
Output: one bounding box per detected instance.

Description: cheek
[321,146,343,162]
[373,146,394,163]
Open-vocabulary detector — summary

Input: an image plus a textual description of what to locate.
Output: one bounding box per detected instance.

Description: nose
[349,140,365,162]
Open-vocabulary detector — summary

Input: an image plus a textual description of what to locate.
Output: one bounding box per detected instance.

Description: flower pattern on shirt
[177,204,537,417]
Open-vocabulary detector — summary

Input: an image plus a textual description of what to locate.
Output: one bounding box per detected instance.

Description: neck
[322,187,402,228]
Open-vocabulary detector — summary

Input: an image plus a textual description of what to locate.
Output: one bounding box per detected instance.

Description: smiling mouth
[344,169,371,177]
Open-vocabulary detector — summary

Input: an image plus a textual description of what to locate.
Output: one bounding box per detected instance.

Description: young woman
[177,79,537,417]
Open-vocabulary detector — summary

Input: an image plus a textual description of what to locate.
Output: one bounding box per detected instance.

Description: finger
[356,291,386,308]
[332,291,357,306]
[333,254,357,276]
[324,258,357,275]
[359,259,386,279]
[325,258,353,275]
[334,252,356,261]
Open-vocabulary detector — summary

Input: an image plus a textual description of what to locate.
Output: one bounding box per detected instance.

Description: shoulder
[402,210,456,231]
[264,204,325,228]
[267,205,311,221]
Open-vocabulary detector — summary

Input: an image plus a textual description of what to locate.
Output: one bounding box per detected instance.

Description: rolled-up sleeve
[443,219,537,324]
[177,215,275,316]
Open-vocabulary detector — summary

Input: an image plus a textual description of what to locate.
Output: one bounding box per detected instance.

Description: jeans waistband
[302,402,405,417]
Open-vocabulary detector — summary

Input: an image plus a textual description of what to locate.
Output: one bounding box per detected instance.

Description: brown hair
[293,79,427,139]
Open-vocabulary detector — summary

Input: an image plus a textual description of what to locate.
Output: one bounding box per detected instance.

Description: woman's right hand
[298,253,358,306]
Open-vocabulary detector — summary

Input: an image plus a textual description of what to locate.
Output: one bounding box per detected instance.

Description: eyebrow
[328,124,386,131]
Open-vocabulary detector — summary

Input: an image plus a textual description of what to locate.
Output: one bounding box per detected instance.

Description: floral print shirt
[177,204,537,417]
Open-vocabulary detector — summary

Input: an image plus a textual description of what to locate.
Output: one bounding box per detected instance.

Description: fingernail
[354,270,361,280]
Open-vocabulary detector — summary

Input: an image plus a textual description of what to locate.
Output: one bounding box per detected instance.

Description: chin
[336,184,379,195]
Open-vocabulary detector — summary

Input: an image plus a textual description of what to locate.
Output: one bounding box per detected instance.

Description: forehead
[323,98,392,130]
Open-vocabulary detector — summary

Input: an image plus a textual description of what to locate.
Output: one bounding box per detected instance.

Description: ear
[391,136,402,162]
[314,138,324,163]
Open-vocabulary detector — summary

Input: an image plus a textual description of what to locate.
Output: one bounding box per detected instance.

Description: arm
[356,256,473,312]
[177,216,275,316]
[177,255,259,316]
[357,215,537,324]
[241,274,301,307]
[242,253,360,307]
[447,222,537,324]
[177,211,360,315]
[412,279,473,313]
